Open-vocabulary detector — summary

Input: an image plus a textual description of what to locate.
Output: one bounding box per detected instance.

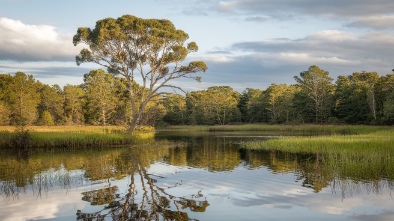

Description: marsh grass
[0,126,154,149]
[242,129,394,154]
[158,124,385,135]
[0,125,126,133]
[242,129,394,186]
[28,133,134,149]
[250,129,394,194]
[242,128,394,183]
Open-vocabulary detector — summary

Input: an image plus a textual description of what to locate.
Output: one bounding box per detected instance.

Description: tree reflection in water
[76,144,209,221]
[2,135,394,220]
[242,148,394,197]
[82,186,119,206]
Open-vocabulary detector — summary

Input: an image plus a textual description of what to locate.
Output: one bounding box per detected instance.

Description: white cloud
[205,55,235,63]
[217,1,238,12]
[213,0,394,18]
[191,29,394,91]
[0,183,85,221]
[307,30,357,42]
[277,53,359,65]
[346,15,394,30]
[232,30,394,64]
[182,0,394,30]
[0,17,82,61]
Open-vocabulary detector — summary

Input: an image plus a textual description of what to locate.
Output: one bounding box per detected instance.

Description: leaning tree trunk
[127,97,150,133]
[127,118,138,133]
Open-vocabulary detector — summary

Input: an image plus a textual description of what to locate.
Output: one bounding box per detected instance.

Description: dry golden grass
[0,125,155,148]
[0,125,126,134]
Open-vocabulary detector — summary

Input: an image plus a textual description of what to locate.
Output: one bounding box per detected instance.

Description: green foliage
[1,65,394,128]
[73,14,207,132]
[294,65,334,123]
[8,72,41,126]
[0,74,12,103]
[383,90,394,123]
[334,72,383,124]
[141,99,166,126]
[83,69,118,125]
[11,130,33,149]
[264,84,299,123]
[0,101,10,125]
[186,86,241,125]
[39,110,55,126]
[243,88,267,123]
[63,84,85,125]
[37,84,64,124]
[162,94,187,125]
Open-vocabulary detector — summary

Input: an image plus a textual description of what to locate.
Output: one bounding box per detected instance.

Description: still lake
[1,131,394,221]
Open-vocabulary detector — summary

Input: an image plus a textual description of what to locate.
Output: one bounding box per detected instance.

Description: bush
[12,130,33,149]
[39,110,55,126]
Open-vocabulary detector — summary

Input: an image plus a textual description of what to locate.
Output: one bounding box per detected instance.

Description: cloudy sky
[1,0,394,92]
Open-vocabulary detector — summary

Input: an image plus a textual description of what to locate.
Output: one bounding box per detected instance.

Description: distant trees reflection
[1,135,394,219]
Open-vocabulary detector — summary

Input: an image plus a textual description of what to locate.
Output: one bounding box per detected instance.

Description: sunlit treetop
[73,14,206,89]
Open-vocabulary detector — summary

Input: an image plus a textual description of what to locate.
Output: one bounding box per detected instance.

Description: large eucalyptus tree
[73,15,207,132]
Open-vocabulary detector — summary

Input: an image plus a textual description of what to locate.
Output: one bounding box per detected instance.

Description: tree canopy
[1,65,394,127]
[73,14,207,132]
[294,65,334,123]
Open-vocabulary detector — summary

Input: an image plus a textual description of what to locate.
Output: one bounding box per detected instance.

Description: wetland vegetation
[0,126,154,150]
[240,126,394,153]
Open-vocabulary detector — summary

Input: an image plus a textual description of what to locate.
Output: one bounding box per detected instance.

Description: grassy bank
[0,125,125,133]
[158,124,386,134]
[241,128,394,154]
[240,127,394,185]
[0,126,154,149]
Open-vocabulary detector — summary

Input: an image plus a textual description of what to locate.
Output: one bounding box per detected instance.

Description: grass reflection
[1,132,394,220]
[242,149,394,196]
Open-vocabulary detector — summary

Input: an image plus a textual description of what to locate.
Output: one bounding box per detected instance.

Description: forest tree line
[1,65,394,127]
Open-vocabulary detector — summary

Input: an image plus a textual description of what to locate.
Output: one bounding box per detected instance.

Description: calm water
[1,132,394,221]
